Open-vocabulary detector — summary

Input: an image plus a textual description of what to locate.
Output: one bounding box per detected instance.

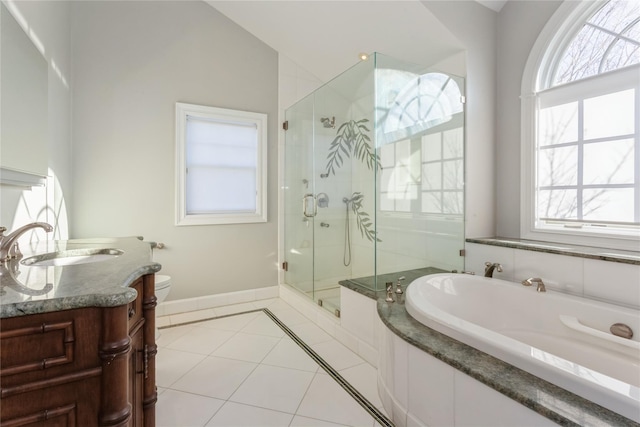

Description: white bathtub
[405,273,640,423]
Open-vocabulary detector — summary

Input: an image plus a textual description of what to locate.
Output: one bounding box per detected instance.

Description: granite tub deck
[466,237,640,265]
[338,267,446,298]
[0,236,161,318]
[340,278,639,427]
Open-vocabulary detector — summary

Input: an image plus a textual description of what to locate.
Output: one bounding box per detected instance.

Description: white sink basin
[21,248,124,267]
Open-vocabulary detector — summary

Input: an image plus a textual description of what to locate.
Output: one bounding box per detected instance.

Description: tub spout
[522,277,546,292]
[0,222,53,263]
[484,262,503,277]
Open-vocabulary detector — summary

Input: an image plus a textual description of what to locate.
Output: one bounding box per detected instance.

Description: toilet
[154,274,172,338]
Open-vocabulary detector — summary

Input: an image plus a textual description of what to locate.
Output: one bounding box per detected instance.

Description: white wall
[0,0,72,241]
[70,1,279,301]
[421,1,497,239]
[495,0,562,238]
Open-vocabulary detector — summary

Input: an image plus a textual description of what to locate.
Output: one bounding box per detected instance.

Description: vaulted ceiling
[206,1,504,83]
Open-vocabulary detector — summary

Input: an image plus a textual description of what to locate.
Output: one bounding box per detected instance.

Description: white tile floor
[155,298,388,427]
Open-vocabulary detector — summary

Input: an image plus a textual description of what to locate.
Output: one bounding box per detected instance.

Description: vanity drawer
[128,278,143,330]
[0,373,101,426]
[0,308,101,387]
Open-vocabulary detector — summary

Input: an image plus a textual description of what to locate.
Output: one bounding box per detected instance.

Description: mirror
[0,2,48,182]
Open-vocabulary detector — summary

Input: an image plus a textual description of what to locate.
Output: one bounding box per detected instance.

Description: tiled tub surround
[466,238,640,265]
[0,236,161,317]
[405,273,640,423]
[375,289,639,427]
[465,239,640,309]
[335,272,639,426]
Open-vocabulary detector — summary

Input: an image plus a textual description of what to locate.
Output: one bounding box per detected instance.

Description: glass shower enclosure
[283,53,465,315]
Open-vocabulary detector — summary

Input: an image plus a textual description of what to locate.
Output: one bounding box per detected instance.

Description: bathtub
[405,273,640,423]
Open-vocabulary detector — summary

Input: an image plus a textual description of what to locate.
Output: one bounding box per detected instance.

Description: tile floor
[155,298,388,427]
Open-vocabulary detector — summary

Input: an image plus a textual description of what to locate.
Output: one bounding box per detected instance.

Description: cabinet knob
[128,307,135,318]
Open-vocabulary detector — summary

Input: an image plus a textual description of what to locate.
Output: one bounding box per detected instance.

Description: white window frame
[175,102,267,226]
[521,1,640,251]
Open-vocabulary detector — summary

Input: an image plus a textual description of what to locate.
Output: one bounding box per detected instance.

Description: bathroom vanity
[0,237,161,426]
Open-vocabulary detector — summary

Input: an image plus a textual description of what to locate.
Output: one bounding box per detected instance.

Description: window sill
[176,212,267,226]
[0,168,46,188]
[466,237,640,265]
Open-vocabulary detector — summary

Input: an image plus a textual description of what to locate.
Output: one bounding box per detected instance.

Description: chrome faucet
[484,262,503,277]
[0,222,53,263]
[522,277,546,292]
[395,276,405,294]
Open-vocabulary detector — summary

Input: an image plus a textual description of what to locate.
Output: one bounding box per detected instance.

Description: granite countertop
[340,278,638,427]
[0,236,161,318]
[466,237,640,265]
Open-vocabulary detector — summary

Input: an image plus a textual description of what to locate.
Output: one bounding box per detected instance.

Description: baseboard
[157,285,279,317]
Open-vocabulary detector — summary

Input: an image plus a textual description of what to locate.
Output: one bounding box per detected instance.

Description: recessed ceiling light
[358,53,369,61]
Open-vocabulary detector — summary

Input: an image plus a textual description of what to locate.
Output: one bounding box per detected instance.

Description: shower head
[320,117,335,129]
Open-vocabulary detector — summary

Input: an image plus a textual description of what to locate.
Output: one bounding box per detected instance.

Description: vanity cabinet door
[0,374,102,426]
[0,308,103,425]
[0,308,101,387]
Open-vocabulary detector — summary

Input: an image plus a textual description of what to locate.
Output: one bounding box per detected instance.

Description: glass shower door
[283,95,316,302]
[308,81,355,315]
[283,88,350,315]
[283,58,379,315]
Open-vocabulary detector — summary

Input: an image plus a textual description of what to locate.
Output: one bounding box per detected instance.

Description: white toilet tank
[155,274,171,303]
[154,274,171,339]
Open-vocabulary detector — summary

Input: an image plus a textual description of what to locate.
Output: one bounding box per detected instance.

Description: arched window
[522,0,639,250]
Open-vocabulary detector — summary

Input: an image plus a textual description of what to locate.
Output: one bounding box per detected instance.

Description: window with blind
[175,103,267,225]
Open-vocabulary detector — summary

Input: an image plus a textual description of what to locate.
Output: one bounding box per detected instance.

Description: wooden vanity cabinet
[0,274,157,426]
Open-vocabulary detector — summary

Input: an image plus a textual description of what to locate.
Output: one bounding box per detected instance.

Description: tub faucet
[522,277,546,292]
[484,262,503,277]
[0,222,53,263]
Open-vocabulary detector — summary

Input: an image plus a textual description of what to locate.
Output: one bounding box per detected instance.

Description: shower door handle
[302,193,317,218]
